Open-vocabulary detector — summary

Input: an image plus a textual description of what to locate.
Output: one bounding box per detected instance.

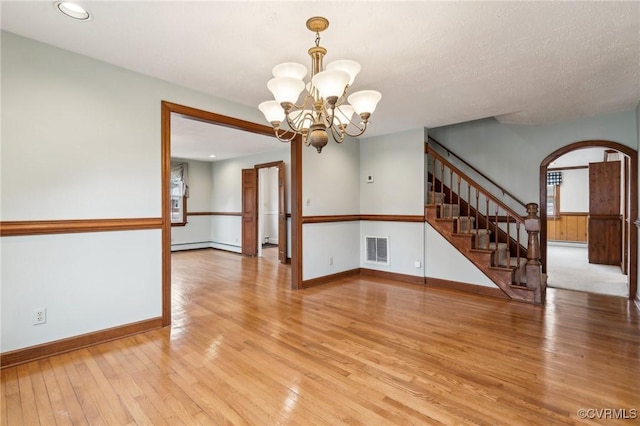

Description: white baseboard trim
[171,242,211,251]
[171,241,241,253]
[210,242,241,253]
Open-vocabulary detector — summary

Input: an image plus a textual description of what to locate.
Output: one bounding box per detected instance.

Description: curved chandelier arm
[272,126,298,143]
[336,85,350,106]
[327,104,369,139]
[336,119,369,138]
[325,106,342,143]
[282,93,315,115]
[285,109,315,134]
[327,123,346,144]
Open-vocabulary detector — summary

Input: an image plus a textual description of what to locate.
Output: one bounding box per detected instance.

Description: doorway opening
[161,101,302,326]
[241,161,287,264]
[540,140,637,301]
[258,164,284,260]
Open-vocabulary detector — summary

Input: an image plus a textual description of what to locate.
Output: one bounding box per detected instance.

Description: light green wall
[3,29,638,351]
[429,110,637,205]
[360,128,425,215]
[0,31,267,352]
[170,159,212,250]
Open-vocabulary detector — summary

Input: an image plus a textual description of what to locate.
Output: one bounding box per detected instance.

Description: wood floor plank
[15,364,40,425]
[0,375,8,426]
[60,350,110,425]
[112,341,189,425]
[2,368,24,426]
[39,359,73,425]
[87,345,156,425]
[26,362,57,426]
[48,355,89,425]
[2,248,639,425]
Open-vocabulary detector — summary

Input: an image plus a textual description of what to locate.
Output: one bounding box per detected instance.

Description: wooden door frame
[241,168,259,257]
[161,101,303,327]
[539,140,637,301]
[623,156,630,274]
[253,161,287,263]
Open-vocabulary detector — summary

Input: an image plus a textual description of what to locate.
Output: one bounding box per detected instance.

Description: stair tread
[469,229,491,234]
[425,186,538,304]
[509,284,534,292]
[496,257,528,269]
[451,232,474,238]
[489,242,508,248]
[435,218,457,223]
[489,265,519,272]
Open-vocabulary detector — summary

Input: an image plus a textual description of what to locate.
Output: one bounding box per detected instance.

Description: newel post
[524,203,545,304]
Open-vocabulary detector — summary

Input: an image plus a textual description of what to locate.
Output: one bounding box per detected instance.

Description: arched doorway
[540,140,637,300]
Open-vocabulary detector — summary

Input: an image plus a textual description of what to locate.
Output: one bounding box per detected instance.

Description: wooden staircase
[426,141,546,304]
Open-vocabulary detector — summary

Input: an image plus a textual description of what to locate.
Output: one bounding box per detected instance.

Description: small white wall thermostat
[366,175,374,183]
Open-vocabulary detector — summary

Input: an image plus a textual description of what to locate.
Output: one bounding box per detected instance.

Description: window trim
[546,184,560,219]
[170,194,187,227]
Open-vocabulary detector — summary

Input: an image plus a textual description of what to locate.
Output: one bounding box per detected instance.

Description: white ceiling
[551,148,608,168]
[2,1,639,161]
[170,113,287,162]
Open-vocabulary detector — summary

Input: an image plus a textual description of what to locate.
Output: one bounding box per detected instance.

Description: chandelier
[259,16,382,153]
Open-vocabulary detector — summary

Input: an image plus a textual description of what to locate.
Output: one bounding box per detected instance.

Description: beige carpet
[546,243,628,297]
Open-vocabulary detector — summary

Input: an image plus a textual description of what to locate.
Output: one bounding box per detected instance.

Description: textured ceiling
[2,1,639,159]
[170,113,287,162]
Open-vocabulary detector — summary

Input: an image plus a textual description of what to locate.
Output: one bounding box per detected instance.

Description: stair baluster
[516,221,521,284]
[457,176,461,224]
[475,190,480,249]
[485,199,490,250]
[426,143,542,304]
[467,184,471,234]
[506,212,511,270]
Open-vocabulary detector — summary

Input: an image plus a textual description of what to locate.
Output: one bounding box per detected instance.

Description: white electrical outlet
[33,308,47,325]
[414,261,422,268]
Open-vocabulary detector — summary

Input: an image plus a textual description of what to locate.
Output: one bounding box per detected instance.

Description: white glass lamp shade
[290,109,313,131]
[334,104,355,126]
[267,77,305,105]
[326,60,361,86]
[259,100,285,123]
[347,90,382,115]
[272,62,307,80]
[311,70,350,100]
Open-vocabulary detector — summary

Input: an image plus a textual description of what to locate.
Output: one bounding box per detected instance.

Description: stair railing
[427,136,527,213]
[427,144,528,284]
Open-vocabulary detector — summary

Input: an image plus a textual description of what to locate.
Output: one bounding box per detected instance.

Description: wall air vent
[365,236,389,265]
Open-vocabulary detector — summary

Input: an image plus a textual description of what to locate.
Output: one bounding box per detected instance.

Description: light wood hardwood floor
[2,248,639,425]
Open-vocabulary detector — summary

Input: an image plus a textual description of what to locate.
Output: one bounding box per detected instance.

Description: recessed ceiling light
[209,154,216,158]
[54,2,92,21]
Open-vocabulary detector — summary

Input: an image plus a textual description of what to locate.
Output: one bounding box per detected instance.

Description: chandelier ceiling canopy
[259,16,382,153]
